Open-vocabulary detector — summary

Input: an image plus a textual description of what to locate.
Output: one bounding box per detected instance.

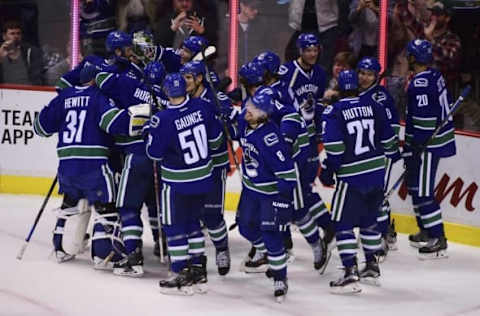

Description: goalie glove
[192,45,217,61]
[128,103,151,136]
[299,96,315,121]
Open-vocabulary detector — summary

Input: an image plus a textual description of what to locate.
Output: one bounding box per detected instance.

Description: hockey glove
[272,194,293,232]
[319,167,335,187]
[128,103,151,136]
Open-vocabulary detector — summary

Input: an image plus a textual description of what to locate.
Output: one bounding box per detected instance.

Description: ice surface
[1,194,479,316]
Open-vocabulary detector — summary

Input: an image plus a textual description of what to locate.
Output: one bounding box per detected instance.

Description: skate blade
[387,243,398,251]
[113,266,144,278]
[409,241,428,249]
[159,286,195,296]
[418,250,448,260]
[318,251,332,275]
[377,254,387,263]
[330,283,362,295]
[244,266,269,273]
[275,295,286,303]
[194,283,208,294]
[286,253,296,264]
[360,277,381,287]
[56,253,75,263]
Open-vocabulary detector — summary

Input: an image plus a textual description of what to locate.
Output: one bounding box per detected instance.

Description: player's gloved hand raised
[319,167,335,187]
[272,193,293,232]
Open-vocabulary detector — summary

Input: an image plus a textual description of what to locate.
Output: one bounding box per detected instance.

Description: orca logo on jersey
[373,91,387,103]
[278,65,289,76]
[264,132,279,147]
[323,105,333,115]
[414,78,428,88]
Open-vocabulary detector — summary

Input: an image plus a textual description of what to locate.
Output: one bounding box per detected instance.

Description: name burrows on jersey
[235,119,297,197]
[34,85,117,177]
[95,71,168,154]
[146,96,224,194]
[405,68,456,158]
[321,97,399,187]
[359,84,400,137]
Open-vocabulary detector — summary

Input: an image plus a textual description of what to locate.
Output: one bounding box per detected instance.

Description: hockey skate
[284,234,296,264]
[359,260,381,286]
[113,247,144,277]
[386,220,398,251]
[239,246,256,272]
[244,251,269,273]
[93,253,114,270]
[418,236,448,260]
[159,267,194,296]
[216,248,231,276]
[376,238,389,263]
[55,250,75,263]
[313,239,331,274]
[274,278,288,303]
[323,224,336,251]
[409,229,430,248]
[191,256,208,294]
[330,265,362,294]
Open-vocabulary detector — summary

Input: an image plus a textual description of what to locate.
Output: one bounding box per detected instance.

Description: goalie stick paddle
[17,176,58,260]
[383,85,472,203]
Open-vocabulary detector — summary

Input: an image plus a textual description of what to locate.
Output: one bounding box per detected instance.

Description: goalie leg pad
[54,198,91,255]
[91,205,124,269]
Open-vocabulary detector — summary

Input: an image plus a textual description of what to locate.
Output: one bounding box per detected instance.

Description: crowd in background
[0,0,479,130]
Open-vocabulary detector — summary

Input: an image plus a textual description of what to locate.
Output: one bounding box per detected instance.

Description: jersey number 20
[347,119,375,156]
[63,110,86,144]
[178,124,208,165]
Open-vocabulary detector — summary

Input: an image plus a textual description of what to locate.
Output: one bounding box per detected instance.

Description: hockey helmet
[144,61,166,86]
[338,70,359,91]
[357,57,381,74]
[296,33,319,50]
[179,61,206,77]
[105,30,132,53]
[252,87,275,115]
[239,62,264,86]
[132,30,157,65]
[163,73,187,98]
[406,39,433,64]
[254,51,281,75]
[182,36,208,55]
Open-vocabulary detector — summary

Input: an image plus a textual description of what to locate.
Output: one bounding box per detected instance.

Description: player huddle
[33,30,455,302]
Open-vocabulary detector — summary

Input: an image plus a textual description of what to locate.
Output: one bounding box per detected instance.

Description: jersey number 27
[347,119,375,156]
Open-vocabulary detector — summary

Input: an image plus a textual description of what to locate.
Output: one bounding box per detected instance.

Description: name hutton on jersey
[342,105,374,121]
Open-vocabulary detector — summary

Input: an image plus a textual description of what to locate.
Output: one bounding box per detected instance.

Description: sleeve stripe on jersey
[55,77,72,90]
[96,72,114,89]
[427,128,455,148]
[381,135,397,150]
[211,151,229,168]
[392,124,400,136]
[33,115,53,137]
[275,169,297,181]
[324,141,346,155]
[208,132,225,151]
[99,108,123,132]
[337,156,385,177]
[282,113,303,124]
[412,116,437,130]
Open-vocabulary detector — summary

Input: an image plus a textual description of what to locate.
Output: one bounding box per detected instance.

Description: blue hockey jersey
[56,55,144,90]
[321,96,400,188]
[146,96,224,194]
[34,85,116,177]
[154,46,182,73]
[359,83,400,136]
[405,68,456,158]
[237,119,297,197]
[95,71,168,154]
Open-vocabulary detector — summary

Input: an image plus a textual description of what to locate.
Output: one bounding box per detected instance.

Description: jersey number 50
[178,124,208,165]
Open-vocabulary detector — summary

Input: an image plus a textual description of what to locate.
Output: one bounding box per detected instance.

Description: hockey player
[179,61,231,275]
[231,90,295,302]
[56,30,143,90]
[146,73,224,295]
[33,65,119,265]
[95,61,167,276]
[404,39,456,259]
[357,57,401,260]
[320,70,400,294]
[278,34,335,255]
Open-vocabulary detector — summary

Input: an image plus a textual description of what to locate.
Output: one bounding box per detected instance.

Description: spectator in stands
[285,0,339,79]
[45,42,83,86]
[80,0,116,56]
[322,51,356,104]
[153,0,218,49]
[0,20,44,85]
[425,1,461,82]
[348,0,379,59]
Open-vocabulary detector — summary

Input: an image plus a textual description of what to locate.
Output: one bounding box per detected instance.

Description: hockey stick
[383,85,471,203]
[17,176,58,260]
[200,46,243,180]
[147,85,166,264]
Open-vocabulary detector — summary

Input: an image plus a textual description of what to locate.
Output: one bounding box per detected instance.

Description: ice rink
[1,193,479,316]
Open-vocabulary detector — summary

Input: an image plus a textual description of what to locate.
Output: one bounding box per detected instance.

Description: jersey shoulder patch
[413,77,428,88]
[278,65,289,76]
[372,91,387,103]
[264,132,279,147]
[322,105,334,115]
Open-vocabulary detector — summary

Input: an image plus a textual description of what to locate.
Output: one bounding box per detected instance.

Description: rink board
[1,86,479,247]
